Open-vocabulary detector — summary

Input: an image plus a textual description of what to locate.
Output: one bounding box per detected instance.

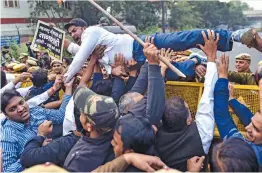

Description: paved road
[192,32,262,72]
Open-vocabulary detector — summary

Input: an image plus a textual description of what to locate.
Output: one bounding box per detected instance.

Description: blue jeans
[133,29,233,63]
[166,60,195,81]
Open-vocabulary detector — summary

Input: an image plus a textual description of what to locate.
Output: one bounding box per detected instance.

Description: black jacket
[20,133,80,167]
[63,132,115,172]
[155,122,205,172]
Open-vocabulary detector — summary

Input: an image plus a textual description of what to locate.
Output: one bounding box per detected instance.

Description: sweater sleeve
[146,65,165,125]
[214,78,243,140]
[229,99,253,127]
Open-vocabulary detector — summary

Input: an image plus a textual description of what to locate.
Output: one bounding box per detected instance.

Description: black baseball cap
[64,18,88,31]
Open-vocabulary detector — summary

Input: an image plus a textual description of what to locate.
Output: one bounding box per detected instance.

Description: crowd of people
[1,17,262,172]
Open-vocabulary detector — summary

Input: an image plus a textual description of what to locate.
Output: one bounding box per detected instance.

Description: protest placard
[31,20,65,60]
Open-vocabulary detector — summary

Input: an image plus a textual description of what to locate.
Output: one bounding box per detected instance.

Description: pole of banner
[87,0,186,78]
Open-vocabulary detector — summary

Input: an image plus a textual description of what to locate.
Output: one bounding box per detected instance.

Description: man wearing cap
[19,53,29,64]
[48,60,65,81]
[63,86,118,172]
[62,18,262,83]
[63,37,164,172]
[235,53,252,73]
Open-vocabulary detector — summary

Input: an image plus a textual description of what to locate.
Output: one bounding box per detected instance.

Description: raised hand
[112,53,127,77]
[217,53,229,79]
[91,45,106,60]
[17,72,32,82]
[195,64,207,78]
[143,36,159,65]
[197,30,219,63]
[159,48,173,69]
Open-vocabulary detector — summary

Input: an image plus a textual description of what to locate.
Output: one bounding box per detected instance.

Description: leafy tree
[27,0,71,29]
[168,1,203,30]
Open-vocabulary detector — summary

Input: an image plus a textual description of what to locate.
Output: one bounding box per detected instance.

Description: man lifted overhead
[63,18,262,82]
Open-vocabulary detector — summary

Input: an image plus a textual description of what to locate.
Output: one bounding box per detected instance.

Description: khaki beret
[235,53,251,61]
[28,66,40,73]
[6,62,18,69]
[13,63,26,72]
[19,56,28,60]
[26,60,37,66]
[51,60,62,67]
[28,56,38,62]
[20,53,28,57]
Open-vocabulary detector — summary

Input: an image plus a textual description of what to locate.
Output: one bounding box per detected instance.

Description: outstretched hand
[217,53,229,79]
[91,45,106,60]
[197,30,219,63]
[159,48,173,69]
[143,36,159,65]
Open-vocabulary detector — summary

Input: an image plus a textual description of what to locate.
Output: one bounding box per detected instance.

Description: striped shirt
[0,95,71,172]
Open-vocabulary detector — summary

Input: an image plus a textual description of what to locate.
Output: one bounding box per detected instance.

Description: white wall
[0,0,73,36]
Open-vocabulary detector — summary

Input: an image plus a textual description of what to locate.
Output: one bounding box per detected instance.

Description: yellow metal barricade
[165,81,259,138]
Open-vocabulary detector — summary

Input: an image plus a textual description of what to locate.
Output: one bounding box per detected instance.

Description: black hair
[74,103,84,133]
[115,115,155,155]
[62,57,73,66]
[211,138,258,172]
[31,69,48,87]
[162,96,189,132]
[92,79,112,97]
[1,71,7,88]
[1,90,22,114]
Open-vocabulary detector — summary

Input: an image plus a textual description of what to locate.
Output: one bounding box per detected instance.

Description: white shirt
[195,62,218,154]
[63,97,76,135]
[66,26,134,82]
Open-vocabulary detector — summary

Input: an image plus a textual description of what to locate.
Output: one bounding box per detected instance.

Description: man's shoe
[232,28,258,49]
[189,53,207,65]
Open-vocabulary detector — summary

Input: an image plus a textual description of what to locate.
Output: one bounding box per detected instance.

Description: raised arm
[79,45,105,87]
[111,53,127,104]
[130,62,148,95]
[195,30,219,154]
[214,54,243,140]
[42,77,73,124]
[228,85,253,126]
[125,58,138,93]
[0,72,32,95]
[27,76,62,108]
[143,37,165,125]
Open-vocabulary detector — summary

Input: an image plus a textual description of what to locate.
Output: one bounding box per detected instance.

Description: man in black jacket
[63,86,119,172]
[155,30,219,171]
[20,105,82,167]
[111,37,165,172]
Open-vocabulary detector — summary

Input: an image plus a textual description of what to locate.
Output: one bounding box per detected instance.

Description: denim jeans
[132,29,232,80]
[165,60,196,81]
[132,29,233,63]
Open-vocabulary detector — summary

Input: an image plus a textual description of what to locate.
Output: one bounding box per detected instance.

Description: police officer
[235,53,252,73]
